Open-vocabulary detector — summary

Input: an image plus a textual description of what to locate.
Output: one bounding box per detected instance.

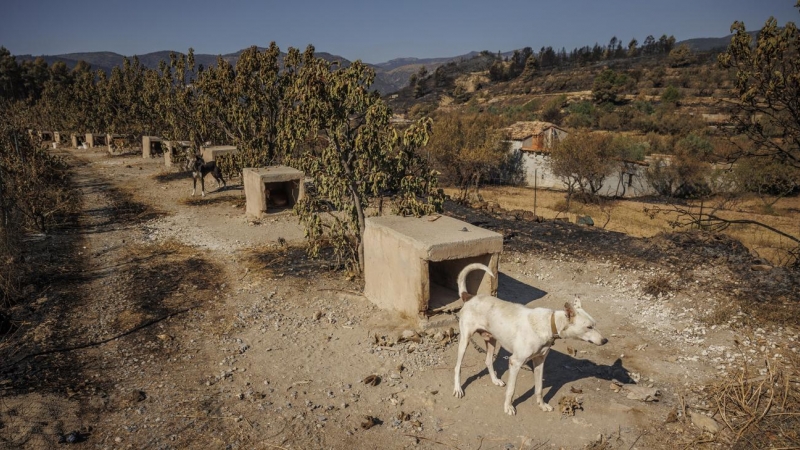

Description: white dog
[453,263,608,415]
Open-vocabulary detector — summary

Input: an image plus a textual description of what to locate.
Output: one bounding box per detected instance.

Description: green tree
[645,133,713,198]
[695,3,800,266]
[627,39,639,58]
[733,157,800,208]
[39,62,74,132]
[668,44,695,67]
[197,43,294,173]
[99,57,150,135]
[548,131,616,207]
[488,61,507,82]
[0,47,23,101]
[565,100,597,128]
[153,49,225,164]
[284,46,443,273]
[718,3,800,169]
[425,112,511,202]
[660,84,682,106]
[19,57,49,101]
[540,95,565,123]
[521,53,539,80]
[70,65,103,134]
[592,68,630,104]
[433,66,449,88]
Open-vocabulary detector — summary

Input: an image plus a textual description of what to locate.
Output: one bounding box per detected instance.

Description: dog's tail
[457,263,494,301]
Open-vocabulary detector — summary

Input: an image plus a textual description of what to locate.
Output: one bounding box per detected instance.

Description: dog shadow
[521,350,635,406]
[496,272,547,305]
[153,171,189,183]
[213,184,242,194]
[462,349,635,407]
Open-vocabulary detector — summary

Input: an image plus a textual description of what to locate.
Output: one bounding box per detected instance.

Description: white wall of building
[510,140,656,197]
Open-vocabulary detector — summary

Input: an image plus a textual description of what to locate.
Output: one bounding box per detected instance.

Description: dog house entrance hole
[263,180,298,211]
[427,255,493,314]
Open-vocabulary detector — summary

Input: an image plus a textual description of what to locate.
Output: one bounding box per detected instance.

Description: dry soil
[1,146,797,450]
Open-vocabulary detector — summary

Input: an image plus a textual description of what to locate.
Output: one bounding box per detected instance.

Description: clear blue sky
[1,0,798,64]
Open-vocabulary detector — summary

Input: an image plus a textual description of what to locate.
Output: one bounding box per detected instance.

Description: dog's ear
[573,296,582,309]
[564,302,576,321]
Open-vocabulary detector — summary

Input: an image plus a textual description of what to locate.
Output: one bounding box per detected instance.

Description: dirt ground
[1,146,798,449]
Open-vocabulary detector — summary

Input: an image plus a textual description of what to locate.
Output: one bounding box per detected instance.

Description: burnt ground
[0,146,798,449]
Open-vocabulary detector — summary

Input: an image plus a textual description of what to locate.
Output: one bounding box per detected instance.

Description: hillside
[387,47,729,124]
[10,28,751,96]
[676,30,759,52]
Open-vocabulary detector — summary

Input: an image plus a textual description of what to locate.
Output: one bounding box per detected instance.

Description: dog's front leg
[532,353,553,412]
[482,334,505,387]
[503,355,526,415]
[200,175,206,197]
[192,176,197,196]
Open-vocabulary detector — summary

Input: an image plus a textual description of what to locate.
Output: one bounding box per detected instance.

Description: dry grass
[455,186,800,266]
[641,273,675,297]
[696,352,800,448]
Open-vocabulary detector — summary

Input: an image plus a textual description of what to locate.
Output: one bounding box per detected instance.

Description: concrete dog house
[162,141,194,167]
[200,145,238,162]
[364,215,503,318]
[142,136,163,158]
[85,133,107,148]
[70,134,85,148]
[243,166,305,217]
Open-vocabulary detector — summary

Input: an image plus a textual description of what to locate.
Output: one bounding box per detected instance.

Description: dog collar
[550,313,560,342]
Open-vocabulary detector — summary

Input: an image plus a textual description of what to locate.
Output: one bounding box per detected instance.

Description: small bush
[1,116,77,308]
[642,273,674,297]
[661,85,682,105]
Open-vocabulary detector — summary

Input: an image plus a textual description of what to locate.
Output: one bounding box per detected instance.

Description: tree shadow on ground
[0,155,221,448]
[497,272,547,305]
[245,244,343,280]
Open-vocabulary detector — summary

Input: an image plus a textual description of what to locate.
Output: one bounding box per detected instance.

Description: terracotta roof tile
[504,121,565,140]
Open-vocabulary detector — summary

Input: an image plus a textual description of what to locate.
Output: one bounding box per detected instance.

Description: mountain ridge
[10,30,745,95]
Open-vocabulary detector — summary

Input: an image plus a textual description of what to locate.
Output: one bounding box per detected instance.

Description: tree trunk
[349,182,366,273]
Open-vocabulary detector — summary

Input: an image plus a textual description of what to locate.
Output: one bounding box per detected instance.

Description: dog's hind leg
[453,322,476,398]
[453,334,469,398]
[481,332,505,387]
[216,168,226,189]
[532,353,553,412]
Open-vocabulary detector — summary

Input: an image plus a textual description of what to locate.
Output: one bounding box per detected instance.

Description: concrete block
[363,215,503,318]
[142,136,162,158]
[85,133,107,148]
[164,141,193,168]
[243,167,305,217]
[200,145,238,162]
[70,134,86,148]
